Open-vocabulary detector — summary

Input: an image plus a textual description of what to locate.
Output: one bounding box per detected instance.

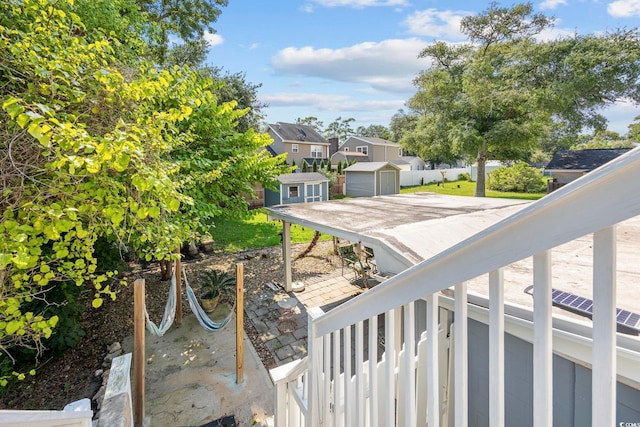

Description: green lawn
[400,180,545,200]
[209,209,331,252]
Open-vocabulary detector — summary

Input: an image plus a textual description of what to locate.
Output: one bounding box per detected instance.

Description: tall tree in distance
[629,116,640,142]
[355,124,392,140]
[326,116,355,143]
[408,2,640,196]
[296,116,325,134]
[138,0,228,64]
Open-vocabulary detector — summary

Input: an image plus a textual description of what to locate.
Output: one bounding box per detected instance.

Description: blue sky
[203,0,640,135]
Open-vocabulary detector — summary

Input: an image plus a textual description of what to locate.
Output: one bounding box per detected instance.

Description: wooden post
[133,279,145,427]
[174,248,182,325]
[236,263,244,384]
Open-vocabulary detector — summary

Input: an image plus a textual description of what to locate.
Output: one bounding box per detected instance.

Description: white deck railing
[272,147,640,427]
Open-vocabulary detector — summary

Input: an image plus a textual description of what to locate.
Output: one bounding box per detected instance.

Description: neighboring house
[263,172,329,207]
[402,156,426,170]
[344,161,400,197]
[266,122,332,167]
[389,159,410,171]
[339,136,403,163]
[545,148,632,185]
[330,150,368,167]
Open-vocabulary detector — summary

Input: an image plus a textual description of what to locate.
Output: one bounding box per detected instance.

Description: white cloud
[271,38,430,94]
[306,0,408,8]
[540,0,568,10]
[260,92,406,117]
[403,8,472,40]
[607,0,640,17]
[203,32,224,47]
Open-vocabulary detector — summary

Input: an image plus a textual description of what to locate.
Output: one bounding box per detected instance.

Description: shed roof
[268,122,329,144]
[277,172,328,184]
[344,161,401,172]
[545,148,631,171]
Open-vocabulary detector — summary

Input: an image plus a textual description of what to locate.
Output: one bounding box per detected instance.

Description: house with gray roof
[339,136,403,163]
[545,148,632,185]
[266,122,335,169]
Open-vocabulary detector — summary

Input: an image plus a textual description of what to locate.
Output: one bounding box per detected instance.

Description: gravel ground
[0,240,340,410]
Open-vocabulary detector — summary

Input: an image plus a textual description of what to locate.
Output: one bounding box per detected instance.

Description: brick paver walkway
[245,268,366,366]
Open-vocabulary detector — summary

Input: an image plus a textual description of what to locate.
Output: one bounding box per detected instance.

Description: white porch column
[533,251,552,427]
[282,220,292,292]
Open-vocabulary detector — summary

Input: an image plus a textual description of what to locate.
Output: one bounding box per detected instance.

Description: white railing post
[384,309,396,427]
[454,283,468,427]
[307,307,325,427]
[426,293,440,427]
[356,320,365,424]
[368,314,379,427]
[489,269,504,427]
[533,251,553,427]
[592,226,617,427]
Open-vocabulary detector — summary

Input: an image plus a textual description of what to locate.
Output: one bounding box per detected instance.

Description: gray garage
[344,161,400,197]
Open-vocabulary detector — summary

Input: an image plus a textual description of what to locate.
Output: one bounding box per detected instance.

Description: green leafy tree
[408,2,640,196]
[296,116,325,134]
[326,158,332,171]
[302,162,309,172]
[337,161,343,174]
[326,116,355,143]
[312,159,318,172]
[390,109,419,145]
[570,130,633,149]
[138,0,228,64]
[355,124,392,140]
[0,0,287,384]
[627,116,640,142]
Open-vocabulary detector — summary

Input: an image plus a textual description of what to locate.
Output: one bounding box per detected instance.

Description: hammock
[182,267,234,332]
[144,261,177,336]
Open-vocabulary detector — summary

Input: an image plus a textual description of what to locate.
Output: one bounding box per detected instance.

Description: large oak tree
[406,2,640,196]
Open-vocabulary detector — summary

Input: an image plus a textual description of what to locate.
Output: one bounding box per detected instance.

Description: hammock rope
[144,260,177,337]
[182,267,234,332]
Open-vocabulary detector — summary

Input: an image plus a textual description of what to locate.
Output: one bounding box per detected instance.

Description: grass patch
[401,180,544,200]
[209,209,331,252]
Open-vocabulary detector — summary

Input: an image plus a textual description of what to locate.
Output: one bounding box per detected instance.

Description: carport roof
[266,192,529,265]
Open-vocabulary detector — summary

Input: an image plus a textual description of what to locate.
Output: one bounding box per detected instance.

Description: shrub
[458,172,472,181]
[488,162,546,193]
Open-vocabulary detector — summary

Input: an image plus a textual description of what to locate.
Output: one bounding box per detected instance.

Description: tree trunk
[159,260,172,281]
[296,231,321,260]
[475,144,487,197]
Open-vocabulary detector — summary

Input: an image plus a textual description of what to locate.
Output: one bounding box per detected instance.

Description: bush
[488,162,546,193]
[458,172,472,181]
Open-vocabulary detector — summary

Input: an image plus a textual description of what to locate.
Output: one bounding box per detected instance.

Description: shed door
[305,183,321,202]
[380,170,397,195]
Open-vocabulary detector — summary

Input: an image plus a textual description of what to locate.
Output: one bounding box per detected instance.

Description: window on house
[398,148,403,156]
[356,146,368,155]
[292,144,299,153]
[288,186,299,198]
[311,145,323,158]
[344,147,349,152]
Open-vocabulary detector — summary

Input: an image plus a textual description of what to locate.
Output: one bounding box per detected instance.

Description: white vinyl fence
[400,168,469,187]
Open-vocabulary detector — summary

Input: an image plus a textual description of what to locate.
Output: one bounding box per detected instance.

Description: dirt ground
[0,240,341,411]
